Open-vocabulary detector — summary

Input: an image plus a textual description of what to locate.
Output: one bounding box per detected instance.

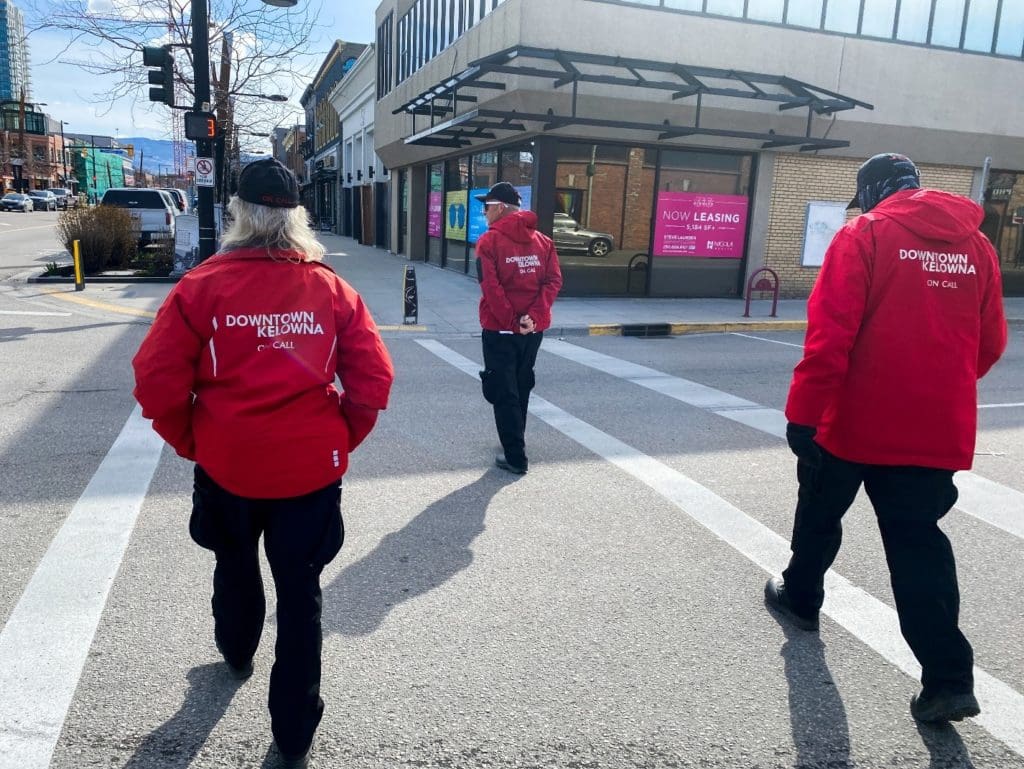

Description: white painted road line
[0,406,165,769]
[730,332,805,348]
[979,402,1024,409]
[418,338,1024,758]
[543,339,1024,541]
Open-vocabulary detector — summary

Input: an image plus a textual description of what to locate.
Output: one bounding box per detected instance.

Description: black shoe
[278,744,312,769]
[910,691,980,723]
[764,577,819,631]
[216,640,254,680]
[495,454,527,475]
[225,659,254,680]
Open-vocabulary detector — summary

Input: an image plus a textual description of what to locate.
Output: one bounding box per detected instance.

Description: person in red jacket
[132,158,394,769]
[474,182,563,474]
[764,153,1007,724]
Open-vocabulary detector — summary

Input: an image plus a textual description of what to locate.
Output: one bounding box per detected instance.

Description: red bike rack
[743,267,780,317]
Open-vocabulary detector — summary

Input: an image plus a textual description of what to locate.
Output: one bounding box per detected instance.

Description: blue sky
[26,0,380,143]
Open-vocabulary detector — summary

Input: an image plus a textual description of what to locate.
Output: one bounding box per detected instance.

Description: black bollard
[403,265,418,325]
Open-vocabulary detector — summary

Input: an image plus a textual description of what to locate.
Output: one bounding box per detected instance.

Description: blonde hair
[218,197,326,262]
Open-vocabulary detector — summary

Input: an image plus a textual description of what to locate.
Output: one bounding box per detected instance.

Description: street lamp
[233,92,289,102]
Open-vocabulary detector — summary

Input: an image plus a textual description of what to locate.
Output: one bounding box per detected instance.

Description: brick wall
[763,154,975,297]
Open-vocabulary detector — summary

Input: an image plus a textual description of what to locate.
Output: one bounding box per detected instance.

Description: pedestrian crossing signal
[184,111,218,140]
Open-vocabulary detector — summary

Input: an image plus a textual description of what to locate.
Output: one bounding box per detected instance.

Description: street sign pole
[192,0,216,262]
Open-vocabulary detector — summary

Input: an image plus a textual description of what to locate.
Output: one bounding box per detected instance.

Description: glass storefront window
[981,170,1024,294]
[554,143,655,295]
[427,163,444,265]
[664,0,702,9]
[824,1,859,34]
[444,157,470,274]
[650,150,753,297]
[705,0,744,17]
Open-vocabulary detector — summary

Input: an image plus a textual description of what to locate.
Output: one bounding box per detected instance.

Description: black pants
[781,450,973,696]
[480,330,543,468]
[190,466,344,755]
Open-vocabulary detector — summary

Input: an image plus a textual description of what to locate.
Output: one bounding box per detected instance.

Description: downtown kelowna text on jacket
[476,210,563,332]
[132,248,394,499]
[786,188,1007,470]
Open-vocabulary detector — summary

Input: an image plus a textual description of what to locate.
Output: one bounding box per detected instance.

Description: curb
[576,320,808,337]
[27,275,179,284]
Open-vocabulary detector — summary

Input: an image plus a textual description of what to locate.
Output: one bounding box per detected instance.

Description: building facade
[0,0,30,102]
[1,102,65,192]
[329,44,391,248]
[372,0,1024,297]
[300,41,366,230]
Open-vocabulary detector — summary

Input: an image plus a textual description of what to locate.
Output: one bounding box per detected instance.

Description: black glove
[786,422,822,468]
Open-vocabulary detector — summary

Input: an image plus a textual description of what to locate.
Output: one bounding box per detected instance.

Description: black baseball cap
[237,158,300,209]
[848,152,920,210]
[474,182,521,207]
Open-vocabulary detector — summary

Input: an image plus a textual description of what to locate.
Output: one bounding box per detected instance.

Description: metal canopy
[396,46,873,151]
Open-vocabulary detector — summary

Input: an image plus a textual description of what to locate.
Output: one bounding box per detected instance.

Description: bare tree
[24,0,323,137]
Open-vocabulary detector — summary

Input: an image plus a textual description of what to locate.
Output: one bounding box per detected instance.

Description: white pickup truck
[99,188,177,247]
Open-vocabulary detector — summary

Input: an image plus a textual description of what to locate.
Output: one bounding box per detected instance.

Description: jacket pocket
[479,369,501,404]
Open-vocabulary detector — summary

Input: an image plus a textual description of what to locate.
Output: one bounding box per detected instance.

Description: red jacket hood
[490,210,540,245]
[868,188,984,243]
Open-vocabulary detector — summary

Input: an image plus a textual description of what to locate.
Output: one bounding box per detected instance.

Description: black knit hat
[474,182,521,206]
[237,158,300,208]
[848,152,920,211]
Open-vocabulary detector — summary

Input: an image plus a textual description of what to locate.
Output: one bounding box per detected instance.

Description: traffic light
[143,45,175,107]
[184,111,218,141]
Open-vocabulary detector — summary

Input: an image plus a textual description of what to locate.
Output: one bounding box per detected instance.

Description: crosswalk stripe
[0,407,164,769]
[542,339,1024,541]
[418,338,1024,758]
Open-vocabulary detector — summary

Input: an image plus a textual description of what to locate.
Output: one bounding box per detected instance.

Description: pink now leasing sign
[427,191,443,237]
[652,192,749,258]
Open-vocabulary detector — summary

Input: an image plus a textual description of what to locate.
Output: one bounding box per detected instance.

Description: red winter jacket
[132,248,394,498]
[477,210,563,332]
[786,189,1007,470]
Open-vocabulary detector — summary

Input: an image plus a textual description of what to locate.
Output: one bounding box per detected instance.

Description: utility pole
[193,0,216,261]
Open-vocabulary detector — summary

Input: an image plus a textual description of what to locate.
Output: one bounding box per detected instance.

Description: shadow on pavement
[321,471,516,636]
[777,619,854,768]
[121,663,244,769]
[915,719,977,768]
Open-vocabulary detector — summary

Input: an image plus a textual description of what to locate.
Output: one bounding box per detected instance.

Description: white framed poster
[801,201,848,267]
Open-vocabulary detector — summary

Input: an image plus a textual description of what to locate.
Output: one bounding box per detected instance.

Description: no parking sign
[195,157,215,187]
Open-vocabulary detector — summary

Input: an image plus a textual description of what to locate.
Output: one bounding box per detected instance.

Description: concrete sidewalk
[24,232,1024,335]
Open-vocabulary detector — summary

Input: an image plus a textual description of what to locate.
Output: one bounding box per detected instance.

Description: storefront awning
[395,46,873,151]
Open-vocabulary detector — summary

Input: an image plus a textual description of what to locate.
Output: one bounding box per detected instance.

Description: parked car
[1,192,33,213]
[48,187,78,209]
[99,187,176,247]
[552,212,615,257]
[161,188,188,214]
[28,190,58,211]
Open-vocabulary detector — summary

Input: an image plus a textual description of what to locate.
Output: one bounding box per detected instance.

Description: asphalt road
[1,262,1023,768]
[0,210,68,279]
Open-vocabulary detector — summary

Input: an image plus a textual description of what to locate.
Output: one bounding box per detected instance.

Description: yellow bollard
[72,239,85,292]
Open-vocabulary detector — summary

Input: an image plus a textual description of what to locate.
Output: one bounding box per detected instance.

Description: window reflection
[824,1,859,33]
[664,0,702,10]
[963,0,998,52]
[706,0,744,16]
[747,0,785,23]
[897,0,931,43]
[995,3,1024,56]
[786,0,823,28]
[981,171,1024,294]
[931,0,966,46]
[860,0,897,38]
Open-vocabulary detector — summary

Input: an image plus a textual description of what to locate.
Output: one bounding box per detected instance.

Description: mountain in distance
[119,137,176,174]
[120,138,271,174]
